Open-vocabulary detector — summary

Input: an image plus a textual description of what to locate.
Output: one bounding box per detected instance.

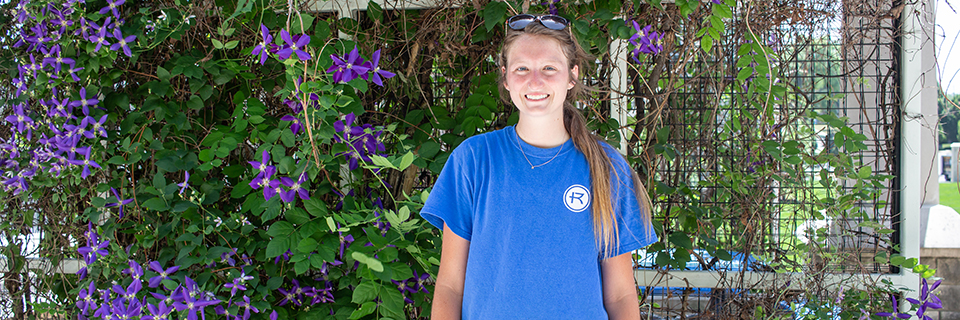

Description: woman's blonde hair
[498,22,654,258]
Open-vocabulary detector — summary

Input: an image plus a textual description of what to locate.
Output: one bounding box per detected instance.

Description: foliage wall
[0,0,937,318]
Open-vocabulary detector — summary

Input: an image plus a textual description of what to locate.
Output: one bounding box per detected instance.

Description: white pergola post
[900,0,937,301]
[610,38,632,154]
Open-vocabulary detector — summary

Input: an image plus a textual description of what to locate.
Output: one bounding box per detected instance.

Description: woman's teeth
[526,94,548,100]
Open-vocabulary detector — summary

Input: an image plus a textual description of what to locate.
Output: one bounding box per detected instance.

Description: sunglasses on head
[507,14,569,31]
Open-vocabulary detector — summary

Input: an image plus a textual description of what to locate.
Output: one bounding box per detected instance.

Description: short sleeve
[607,149,658,256]
[419,144,475,241]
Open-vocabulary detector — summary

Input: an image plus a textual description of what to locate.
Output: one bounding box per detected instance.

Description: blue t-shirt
[420,126,657,319]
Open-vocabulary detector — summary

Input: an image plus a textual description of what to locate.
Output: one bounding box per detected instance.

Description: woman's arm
[601,252,641,320]
[431,223,470,320]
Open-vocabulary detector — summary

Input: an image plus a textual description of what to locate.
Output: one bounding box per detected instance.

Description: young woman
[421,14,658,319]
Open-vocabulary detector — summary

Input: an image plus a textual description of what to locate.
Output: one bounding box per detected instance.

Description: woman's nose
[530,71,545,86]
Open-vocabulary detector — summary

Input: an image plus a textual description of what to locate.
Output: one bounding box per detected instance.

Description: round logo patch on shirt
[563,184,591,212]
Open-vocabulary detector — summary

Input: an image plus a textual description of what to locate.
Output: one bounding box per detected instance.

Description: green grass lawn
[940,183,960,212]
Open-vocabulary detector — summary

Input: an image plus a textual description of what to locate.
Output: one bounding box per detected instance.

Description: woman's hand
[601,252,641,320]
[431,223,471,320]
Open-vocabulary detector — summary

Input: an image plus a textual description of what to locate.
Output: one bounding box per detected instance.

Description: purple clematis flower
[103,187,133,217]
[326,47,370,83]
[110,29,136,57]
[251,24,273,65]
[278,280,304,306]
[875,294,912,319]
[247,150,273,177]
[68,66,84,82]
[81,114,108,138]
[172,290,220,320]
[265,179,284,201]
[112,297,143,319]
[360,49,396,86]
[412,270,431,293]
[122,259,144,280]
[67,153,100,178]
[277,29,311,61]
[147,261,179,288]
[143,301,174,320]
[223,269,253,297]
[178,171,190,194]
[5,103,34,133]
[280,114,302,135]
[76,18,93,38]
[76,280,97,316]
[281,172,310,200]
[111,279,142,303]
[333,113,363,143]
[627,21,664,62]
[235,295,260,320]
[69,88,99,113]
[87,18,112,52]
[98,0,124,18]
[41,45,75,73]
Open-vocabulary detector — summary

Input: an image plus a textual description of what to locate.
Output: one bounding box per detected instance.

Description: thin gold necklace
[516,129,564,169]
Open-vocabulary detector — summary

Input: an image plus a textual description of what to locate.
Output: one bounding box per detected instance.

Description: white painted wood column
[901,0,938,304]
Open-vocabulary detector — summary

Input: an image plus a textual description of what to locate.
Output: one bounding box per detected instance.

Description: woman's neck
[516,117,568,148]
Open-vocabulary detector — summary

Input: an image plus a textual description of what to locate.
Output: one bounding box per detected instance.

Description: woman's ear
[502,66,509,91]
[569,65,580,89]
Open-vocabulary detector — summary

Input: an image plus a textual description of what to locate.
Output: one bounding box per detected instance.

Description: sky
[939,0,960,94]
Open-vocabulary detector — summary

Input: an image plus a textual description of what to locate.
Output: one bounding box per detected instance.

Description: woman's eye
[515,66,528,72]
[544,66,557,71]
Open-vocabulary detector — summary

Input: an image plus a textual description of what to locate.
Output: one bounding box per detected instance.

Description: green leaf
[656,127,671,142]
[347,77,368,93]
[304,198,329,217]
[668,232,693,249]
[858,166,872,179]
[366,1,383,21]
[186,94,203,110]
[369,155,395,169]
[874,252,889,264]
[142,198,168,211]
[352,281,378,304]
[700,36,713,53]
[483,1,507,31]
[350,302,377,319]
[418,141,441,159]
[286,208,310,225]
[294,260,309,275]
[157,66,171,82]
[212,39,224,49]
[352,252,384,272]
[198,149,214,162]
[890,255,906,266]
[326,217,337,232]
[297,237,318,253]
[265,236,289,258]
[398,151,414,170]
[712,3,733,19]
[224,40,239,49]
[290,13,315,34]
[737,67,754,81]
[379,286,405,318]
[267,221,295,237]
[903,258,918,269]
[384,210,402,229]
